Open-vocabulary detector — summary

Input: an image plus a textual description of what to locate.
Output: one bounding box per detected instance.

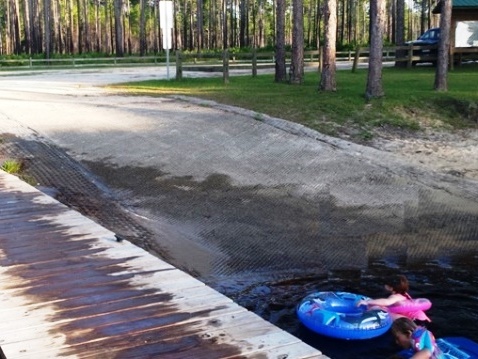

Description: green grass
[110,64,478,140]
[1,159,22,174]
[0,157,36,185]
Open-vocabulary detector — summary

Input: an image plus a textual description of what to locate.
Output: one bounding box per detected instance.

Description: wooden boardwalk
[0,170,328,359]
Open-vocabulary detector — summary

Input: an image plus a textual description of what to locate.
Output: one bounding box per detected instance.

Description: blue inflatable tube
[296,291,392,340]
[399,337,478,358]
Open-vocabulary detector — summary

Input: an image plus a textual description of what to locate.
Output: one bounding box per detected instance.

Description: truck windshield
[419,28,440,40]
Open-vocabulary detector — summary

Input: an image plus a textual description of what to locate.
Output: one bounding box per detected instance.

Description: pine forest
[0,0,439,57]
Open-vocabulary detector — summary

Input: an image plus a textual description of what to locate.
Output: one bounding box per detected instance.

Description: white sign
[455,21,478,48]
[159,1,173,50]
[162,28,172,50]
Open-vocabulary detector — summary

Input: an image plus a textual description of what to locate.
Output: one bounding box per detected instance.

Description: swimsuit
[399,293,431,322]
[413,326,444,358]
[399,327,445,359]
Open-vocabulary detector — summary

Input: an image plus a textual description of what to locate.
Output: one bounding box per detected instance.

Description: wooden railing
[352,45,436,71]
[174,49,323,82]
[0,49,358,72]
[450,47,478,69]
[1,46,476,78]
[351,45,478,71]
[0,55,166,68]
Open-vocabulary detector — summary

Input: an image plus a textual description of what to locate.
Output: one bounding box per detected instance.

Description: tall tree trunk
[197,0,204,50]
[5,0,11,53]
[208,0,214,48]
[30,0,42,53]
[95,0,101,52]
[104,0,110,54]
[67,0,76,53]
[434,0,451,91]
[347,0,353,44]
[11,0,22,53]
[108,0,114,53]
[386,0,392,42]
[245,0,249,47]
[239,0,246,47]
[320,0,336,91]
[394,0,406,67]
[44,0,51,58]
[174,0,182,49]
[189,2,194,50]
[420,0,427,34]
[290,0,304,84]
[139,0,146,55]
[51,0,58,53]
[258,0,265,47]
[22,0,32,53]
[76,0,83,53]
[396,0,404,45]
[427,0,432,29]
[365,0,385,100]
[275,0,287,82]
[125,11,132,54]
[83,0,90,52]
[153,0,159,53]
[229,0,234,47]
[181,0,187,49]
[305,1,312,46]
[114,0,124,56]
[0,15,3,54]
[53,0,63,54]
[339,0,344,45]
[315,0,321,51]
[222,0,227,48]
[252,0,256,47]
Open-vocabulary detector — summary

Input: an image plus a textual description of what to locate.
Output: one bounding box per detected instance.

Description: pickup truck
[405,28,440,65]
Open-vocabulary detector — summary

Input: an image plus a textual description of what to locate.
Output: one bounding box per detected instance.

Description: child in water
[391,317,444,359]
[356,274,431,322]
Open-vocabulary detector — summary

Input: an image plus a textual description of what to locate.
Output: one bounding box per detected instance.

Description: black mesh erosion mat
[1,133,477,359]
[0,135,162,258]
[1,133,477,284]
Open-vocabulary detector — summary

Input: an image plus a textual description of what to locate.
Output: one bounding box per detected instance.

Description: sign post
[159,1,173,79]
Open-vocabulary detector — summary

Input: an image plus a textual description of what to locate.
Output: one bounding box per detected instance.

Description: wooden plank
[0,170,327,359]
[71,311,326,359]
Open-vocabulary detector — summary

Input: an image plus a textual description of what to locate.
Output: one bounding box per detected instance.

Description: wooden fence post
[407,44,413,68]
[175,50,183,80]
[318,46,323,72]
[351,47,360,72]
[223,49,229,84]
[449,46,455,71]
[252,48,257,77]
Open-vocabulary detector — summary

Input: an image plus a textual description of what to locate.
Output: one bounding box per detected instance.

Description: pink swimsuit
[397,293,431,322]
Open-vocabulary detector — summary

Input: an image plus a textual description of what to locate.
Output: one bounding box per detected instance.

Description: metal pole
[166,48,170,80]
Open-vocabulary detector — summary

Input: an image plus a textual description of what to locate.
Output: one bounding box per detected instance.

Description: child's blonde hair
[391,317,418,336]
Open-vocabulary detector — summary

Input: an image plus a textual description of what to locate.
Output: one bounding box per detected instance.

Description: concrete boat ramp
[0,169,327,358]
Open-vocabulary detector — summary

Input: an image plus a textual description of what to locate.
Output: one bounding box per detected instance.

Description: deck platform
[0,170,328,359]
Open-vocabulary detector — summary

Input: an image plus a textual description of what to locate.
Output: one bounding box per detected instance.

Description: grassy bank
[111,64,478,141]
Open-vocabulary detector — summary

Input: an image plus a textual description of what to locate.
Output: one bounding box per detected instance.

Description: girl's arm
[410,349,432,359]
[357,294,403,307]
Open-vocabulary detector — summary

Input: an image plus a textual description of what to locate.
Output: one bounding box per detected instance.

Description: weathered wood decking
[0,170,328,359]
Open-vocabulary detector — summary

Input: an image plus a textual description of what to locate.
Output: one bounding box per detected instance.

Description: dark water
[232,257,478,359]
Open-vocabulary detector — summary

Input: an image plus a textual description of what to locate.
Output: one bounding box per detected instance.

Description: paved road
[1,66,477,295]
